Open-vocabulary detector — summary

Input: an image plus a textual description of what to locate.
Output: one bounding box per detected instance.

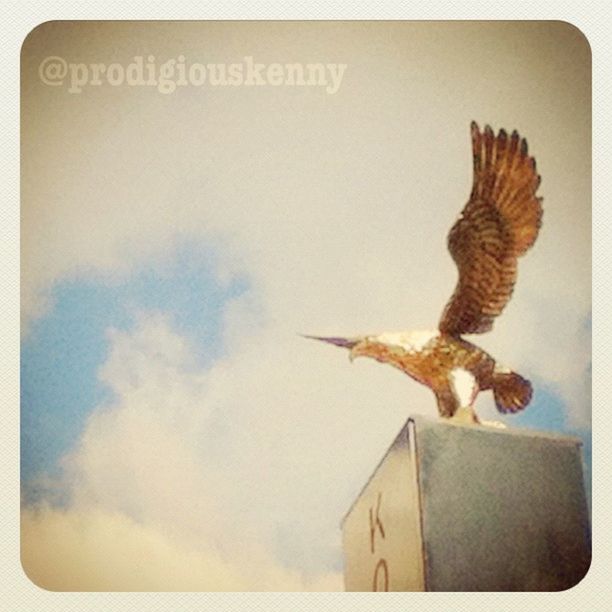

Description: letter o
[189,63,206,86]
[372,558,389,591]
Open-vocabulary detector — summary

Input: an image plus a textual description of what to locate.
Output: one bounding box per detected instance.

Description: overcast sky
[21,21,591,591]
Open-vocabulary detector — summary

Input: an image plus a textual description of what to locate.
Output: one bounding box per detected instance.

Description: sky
[20,21,591,591]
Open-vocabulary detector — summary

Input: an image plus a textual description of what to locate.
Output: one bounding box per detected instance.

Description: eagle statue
[306,122,543,426]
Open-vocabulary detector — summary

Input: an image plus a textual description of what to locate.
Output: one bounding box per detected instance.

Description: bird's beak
[301,334,360,351]
[301,334,370,364]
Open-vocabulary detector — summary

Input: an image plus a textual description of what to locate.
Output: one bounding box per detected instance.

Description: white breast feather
[450,368,477,407]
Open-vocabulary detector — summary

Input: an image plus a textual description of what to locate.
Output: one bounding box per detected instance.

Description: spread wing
[438,122,543,336]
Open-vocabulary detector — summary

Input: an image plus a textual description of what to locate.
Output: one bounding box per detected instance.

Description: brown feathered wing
[438,122,543,336]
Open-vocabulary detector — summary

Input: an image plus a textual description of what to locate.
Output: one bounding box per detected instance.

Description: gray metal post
[342,416,591,591]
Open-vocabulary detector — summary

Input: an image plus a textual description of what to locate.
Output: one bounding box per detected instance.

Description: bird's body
[306,122,542,425]
[355,330,494,394]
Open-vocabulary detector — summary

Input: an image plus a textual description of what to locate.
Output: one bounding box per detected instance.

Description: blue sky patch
[21,242,249,498]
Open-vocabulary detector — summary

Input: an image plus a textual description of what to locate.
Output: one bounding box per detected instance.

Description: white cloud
[21,505,341,591]
[23,312,346,590]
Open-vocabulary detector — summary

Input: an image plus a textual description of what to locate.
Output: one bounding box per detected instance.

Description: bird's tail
[470,121,543,257]
[491,369,533,414]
